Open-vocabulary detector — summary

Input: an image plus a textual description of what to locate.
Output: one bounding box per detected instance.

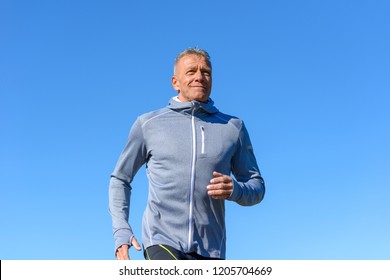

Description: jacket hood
[167,96,219,114]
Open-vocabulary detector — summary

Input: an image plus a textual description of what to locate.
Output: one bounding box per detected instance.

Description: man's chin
[179,91,210,103]
[193,92,210,103]
[194,96,209,103]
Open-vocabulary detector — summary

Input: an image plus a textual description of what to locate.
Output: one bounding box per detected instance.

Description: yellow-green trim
[159,244,178,260]
[145,248,151,260]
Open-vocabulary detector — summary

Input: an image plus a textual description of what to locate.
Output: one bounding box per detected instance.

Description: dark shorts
[144,244,223,260]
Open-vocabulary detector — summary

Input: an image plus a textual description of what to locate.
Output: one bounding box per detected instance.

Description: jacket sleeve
[108,117,147,252]
[228,121,265,206]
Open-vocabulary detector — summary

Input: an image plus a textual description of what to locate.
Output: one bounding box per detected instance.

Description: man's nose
[194,70,204,81]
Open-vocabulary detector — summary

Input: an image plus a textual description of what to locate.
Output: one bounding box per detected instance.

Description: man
[109,48,265,260]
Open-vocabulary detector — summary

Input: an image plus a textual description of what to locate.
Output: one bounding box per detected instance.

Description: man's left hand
[207,171,233,199]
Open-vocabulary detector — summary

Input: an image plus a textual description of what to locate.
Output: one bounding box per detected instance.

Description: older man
[109,48,265,260]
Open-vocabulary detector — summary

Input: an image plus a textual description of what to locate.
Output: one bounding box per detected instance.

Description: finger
[210,172,233,185]
[207,185,232,198]
[207,182,229,191]
[208,188,231,195]
[208,179,233,190]
[210,193,230,199]
[116,244,130,260]
[210,173,225,184]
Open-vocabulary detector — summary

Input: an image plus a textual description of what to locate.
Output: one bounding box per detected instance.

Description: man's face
[172,54,212,103]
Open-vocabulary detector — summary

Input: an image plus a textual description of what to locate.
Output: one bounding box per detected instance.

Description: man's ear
[171,76,179,91]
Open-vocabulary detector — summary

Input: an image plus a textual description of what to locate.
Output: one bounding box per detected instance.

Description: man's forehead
[179,55,211,66]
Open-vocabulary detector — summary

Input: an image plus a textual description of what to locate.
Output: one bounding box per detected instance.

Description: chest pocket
[198,125,234,159]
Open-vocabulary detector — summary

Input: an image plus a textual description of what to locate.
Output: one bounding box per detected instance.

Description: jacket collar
[167,96,219,114]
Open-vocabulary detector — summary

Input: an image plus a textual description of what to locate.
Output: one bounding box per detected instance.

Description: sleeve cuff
[227,179,242,202]
[114,229,134,253]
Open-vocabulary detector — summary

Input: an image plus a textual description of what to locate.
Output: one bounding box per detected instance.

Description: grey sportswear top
[109,97,265,259]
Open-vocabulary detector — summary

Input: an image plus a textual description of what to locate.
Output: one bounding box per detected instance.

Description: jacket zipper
[201,126,205,154]
[188,105,197,251]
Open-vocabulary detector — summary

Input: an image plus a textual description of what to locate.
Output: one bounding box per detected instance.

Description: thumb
[131,237,142,251]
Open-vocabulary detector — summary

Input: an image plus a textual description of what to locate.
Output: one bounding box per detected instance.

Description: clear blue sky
[1,0,389,260]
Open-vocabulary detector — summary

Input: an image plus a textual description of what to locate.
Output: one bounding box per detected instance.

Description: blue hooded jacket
[109,97,265,259]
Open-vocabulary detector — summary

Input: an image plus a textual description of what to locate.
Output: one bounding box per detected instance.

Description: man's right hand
[115,237,142,260]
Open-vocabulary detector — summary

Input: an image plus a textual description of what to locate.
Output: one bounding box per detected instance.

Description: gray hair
[173,48,212,74]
